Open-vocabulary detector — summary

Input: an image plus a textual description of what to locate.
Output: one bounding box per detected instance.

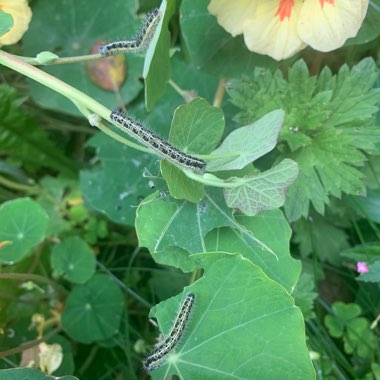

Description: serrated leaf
[357,261,380,283]
[51,237,96,284]
[149,253,314,380]
[207,110,284,172]
[61,274,124,344]
[228,58,380,221]
[80,134,157,226]
[0,368,77,380]
[144,0,176,110]
[0,10,13,37]
[224,159,299,216]
[0,198,48,264]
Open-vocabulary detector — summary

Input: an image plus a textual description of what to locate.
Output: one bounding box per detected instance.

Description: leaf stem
[19,52,102,66]
[0,176,40,194]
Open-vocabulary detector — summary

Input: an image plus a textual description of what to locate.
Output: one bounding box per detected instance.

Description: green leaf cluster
[228,58,380,221]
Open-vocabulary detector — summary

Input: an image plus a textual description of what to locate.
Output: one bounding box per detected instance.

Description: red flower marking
[275,0,295,21]
[320,0,335,8]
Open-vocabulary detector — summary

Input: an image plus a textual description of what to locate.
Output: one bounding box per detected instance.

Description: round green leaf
[0,198,48,264]
[51,237,96,284]
[149,253,315,379]
[0,368,77,380]
[61,274,124,343]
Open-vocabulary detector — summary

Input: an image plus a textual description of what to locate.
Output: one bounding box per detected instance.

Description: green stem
[0,50,151,155]
[0,176,40,194]
[20,52,102,66]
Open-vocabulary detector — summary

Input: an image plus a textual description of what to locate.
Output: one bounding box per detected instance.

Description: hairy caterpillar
[110,111,206,172]
[143,293,195,372]
[99,9,161,56]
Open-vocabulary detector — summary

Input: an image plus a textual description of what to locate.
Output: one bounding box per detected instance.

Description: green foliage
[0,10,13,37]
[293,272,317,321]
[0,198,48,263]
[61,274,124,344]
[22,0,144,115]
[51,237,96,284]
[150,253,314,379]
[228,58,380,221]
[325,302,378,359]
[0,85,75,174]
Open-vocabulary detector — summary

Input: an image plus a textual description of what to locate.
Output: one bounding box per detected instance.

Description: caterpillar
[110,110,206,172]
[99,9,161,56]
[143,293,195,372]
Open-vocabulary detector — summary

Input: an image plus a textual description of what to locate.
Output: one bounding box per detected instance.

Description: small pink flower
[357,261,369,273]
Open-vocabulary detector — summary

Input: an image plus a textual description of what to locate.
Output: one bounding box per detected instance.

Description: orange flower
[208,0,369,60]
[0,0,32,46]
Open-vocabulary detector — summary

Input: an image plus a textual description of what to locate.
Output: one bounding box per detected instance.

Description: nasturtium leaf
[136,188,272,269]
[170,98,225,155]
[207,110,284,172]
[0,198,48,264]
[224,159,299,216]
[180,0,276,77]
[162,97,225,202]
[144,0,176,110]
[51,237,96,284]
[149,253,315,380]
[205,209,301,292]
[61,274,124,344]
[80,134,157,226]
[22,0,145,115]
[0,368,77,380]
[350,189,380,223]
[161,161,205,203]
[0,10,13,37]
[47,335,75,376]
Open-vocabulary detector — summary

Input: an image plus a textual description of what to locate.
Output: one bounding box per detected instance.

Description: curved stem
[0,176,40,194]
[20,52,102,66]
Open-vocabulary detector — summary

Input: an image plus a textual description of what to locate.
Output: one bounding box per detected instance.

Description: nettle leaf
[144,0,176,110]
[0,85,75,175]
[228,58,380,221]
[162,97,225,202]
[0,368,78,380]
[149,253,314,380]
[136,190,301,292]
[224,158,299,216]
[0,10,13,37]
[0,198,48,264]
[51,237,96,284]
[61,274,124,344]
[207,110,284,172]
[80,133,157,226]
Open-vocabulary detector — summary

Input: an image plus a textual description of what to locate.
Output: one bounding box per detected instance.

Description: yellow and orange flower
[0,0,32,46]
[208,0,369,60]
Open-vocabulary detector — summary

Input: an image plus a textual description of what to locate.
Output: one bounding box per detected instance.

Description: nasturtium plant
[61,274,124,343]
[149,253,314,380]
[0,198,48,263]
[0,0,379,378]
[51,236,96,284]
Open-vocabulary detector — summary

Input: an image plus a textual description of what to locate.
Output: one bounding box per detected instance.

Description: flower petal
[242,0,305,61]
[297,0,368,52]
[0,0,32,46]
[208,0,259,37]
